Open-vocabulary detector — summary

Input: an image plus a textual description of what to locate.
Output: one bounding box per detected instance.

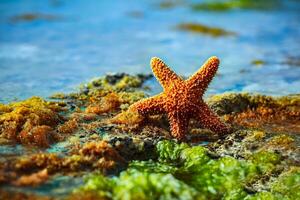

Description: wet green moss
[176,23,236,37]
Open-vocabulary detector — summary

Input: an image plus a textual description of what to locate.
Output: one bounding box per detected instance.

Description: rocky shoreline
[0,74,299,200]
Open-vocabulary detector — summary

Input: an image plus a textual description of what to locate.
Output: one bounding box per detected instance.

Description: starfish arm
[195,104,230,134]
[130,93,165,115]
[186,56,220,95]
[168,112,189,140]
[151,57,183,89]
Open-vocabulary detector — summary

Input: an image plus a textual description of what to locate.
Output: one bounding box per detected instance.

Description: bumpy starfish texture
[129,56,230,139]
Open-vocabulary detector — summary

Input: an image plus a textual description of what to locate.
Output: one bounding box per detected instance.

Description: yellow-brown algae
[0,97,64,146]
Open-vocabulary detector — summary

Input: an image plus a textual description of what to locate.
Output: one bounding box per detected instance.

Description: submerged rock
[191,0,282,12]
[10,13,61,23]
[176,23,236,37]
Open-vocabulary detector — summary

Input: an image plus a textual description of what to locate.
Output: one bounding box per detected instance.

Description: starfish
[128,56,230,140]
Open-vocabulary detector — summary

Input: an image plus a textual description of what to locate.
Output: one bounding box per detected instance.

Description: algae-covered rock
[73,136,298,200]
[0,97,64,146]
[192,0,282,12]
[208,93,300,133]
[176,23,236,37]
[270,167,300,199]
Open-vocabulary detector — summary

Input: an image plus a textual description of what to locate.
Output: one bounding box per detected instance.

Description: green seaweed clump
[248,150,281,174]
[156,140,189,163]
[176,23,236,37]
[114,169,198,200]
[73,140,295,200]
[72,174,114,200]
[73,169,199,200]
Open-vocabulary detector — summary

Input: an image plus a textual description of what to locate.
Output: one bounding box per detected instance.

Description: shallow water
[0,0,300,103]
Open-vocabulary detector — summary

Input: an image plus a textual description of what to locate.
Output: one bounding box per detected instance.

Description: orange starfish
[129,56,230,140]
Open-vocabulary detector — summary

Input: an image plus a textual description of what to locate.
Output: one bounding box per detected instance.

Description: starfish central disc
[129,56,230,139]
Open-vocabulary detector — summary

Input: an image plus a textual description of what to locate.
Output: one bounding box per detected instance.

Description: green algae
[156,140,189,163]
[76,174,114,199]
[176,23,236,37]
[248,151,281,175]
[75,170,199,200]
[192,0,282,12]
[74,139,296,200]
[114,169,198,200]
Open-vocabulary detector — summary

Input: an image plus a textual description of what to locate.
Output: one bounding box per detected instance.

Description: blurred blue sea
[0,0,300,103]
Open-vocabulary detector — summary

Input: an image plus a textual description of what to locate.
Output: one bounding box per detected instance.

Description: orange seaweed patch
[15,153,62,173]
[0,189,53,200]
[209,93,300,133]
[223,105,300,133]
[58,119,78,134]
[13,169,49,186]
[86,93,121,114]
[1,141,126,185]
[18,125,56,147]
[79,141,125,170]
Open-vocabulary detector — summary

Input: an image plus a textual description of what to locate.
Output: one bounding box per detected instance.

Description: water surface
[0,0,300,103]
